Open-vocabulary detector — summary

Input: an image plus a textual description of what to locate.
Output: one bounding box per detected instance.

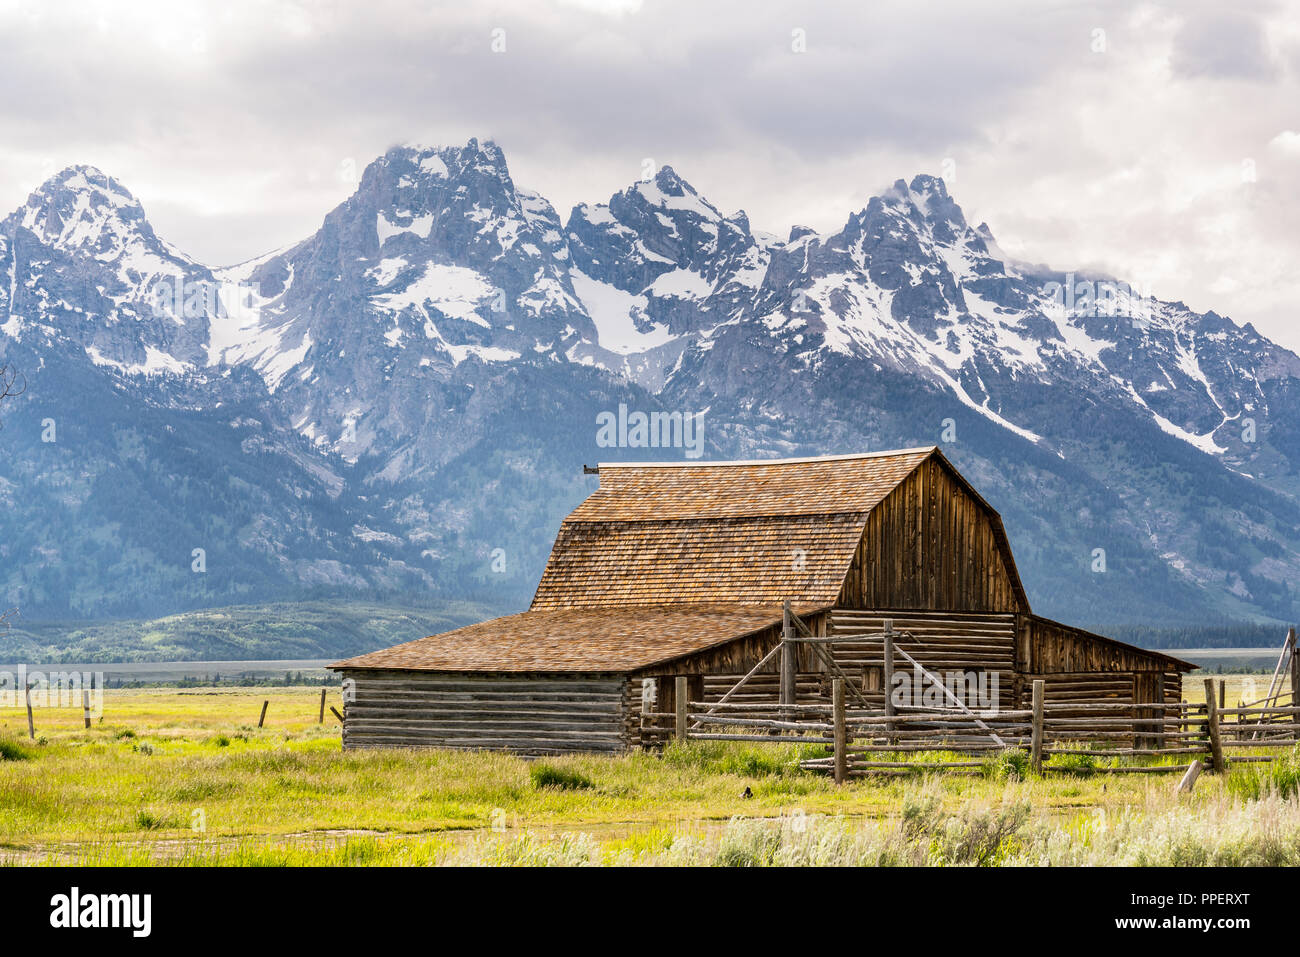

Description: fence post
[675,676,688,742]
[25,681,35,740]
[1030,679,1044,775]
[258,700,269,729]
[1176,759,1203,794]
[318,688,326,724]
[1203,678,1224,773]
[833,677,846,785]
[1291,627,1299,706]
[82,688,91,729]
[780,601,796,714]
[883,618,895,743]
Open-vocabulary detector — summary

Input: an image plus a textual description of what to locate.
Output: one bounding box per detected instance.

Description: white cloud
[1270,130,1300,154]
[1,0,1298,351]
[554,0,644,15]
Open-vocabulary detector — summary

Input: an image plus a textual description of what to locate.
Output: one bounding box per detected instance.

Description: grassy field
[3,683,1300,866]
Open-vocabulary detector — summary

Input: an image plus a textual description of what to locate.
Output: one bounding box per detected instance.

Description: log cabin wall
[1015,615,1185,740]
[339,669,631,754]
[636,614,826,678]
[620,677,643,750]
[836,456,1026,613]
[828,609,1018,710]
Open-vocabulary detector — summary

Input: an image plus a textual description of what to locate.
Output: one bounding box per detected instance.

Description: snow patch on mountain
[373,262,494,323]
[377,210,434,245]
[570,268,675,354]
[85,343,190,377]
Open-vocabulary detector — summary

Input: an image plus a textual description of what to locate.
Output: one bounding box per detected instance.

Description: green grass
[0,737,36,761]
[529,763,594,791]
[0,683,1295,866]
[981,748,1031,781]
[1227,746,1300,800]
[1045,747,1099,776]
[660,738,814,777]
[19,785,1300,866]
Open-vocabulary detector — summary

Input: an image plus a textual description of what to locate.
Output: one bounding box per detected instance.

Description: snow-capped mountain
[220,139,600,474]
[565,165,773,389]
[4,139,1300,628]
[0,166,220,379]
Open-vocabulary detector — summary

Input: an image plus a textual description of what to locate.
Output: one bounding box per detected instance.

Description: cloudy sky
[2,0,1298,346]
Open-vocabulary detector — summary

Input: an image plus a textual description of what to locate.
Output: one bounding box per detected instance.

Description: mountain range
[3,138,1300,635]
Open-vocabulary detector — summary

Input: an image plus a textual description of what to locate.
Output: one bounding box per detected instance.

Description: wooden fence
[640,676,1300,782]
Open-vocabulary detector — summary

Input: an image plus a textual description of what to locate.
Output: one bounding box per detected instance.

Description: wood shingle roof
[331,603,827,673]
[531,448,935,609]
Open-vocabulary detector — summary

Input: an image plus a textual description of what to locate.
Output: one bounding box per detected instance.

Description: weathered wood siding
[637,612,830,680]
[1019,614,1172,673]
[837,457,1024,612]
[1016,616,1182,740]
[339,669,630,753]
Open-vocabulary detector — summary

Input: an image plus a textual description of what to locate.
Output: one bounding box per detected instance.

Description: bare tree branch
[0,362,24,427]
[1,363,24,400]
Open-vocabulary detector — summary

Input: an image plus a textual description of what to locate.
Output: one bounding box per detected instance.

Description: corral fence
[641,675,1300,782]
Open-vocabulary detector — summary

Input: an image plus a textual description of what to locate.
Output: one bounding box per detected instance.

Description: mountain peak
[391,137,511,176]
[34,165,139,205]
[12,164,183,266]
[623,165,724,223]
[863,174,969,240]
[653,164,689,192]
[908,173,950,200]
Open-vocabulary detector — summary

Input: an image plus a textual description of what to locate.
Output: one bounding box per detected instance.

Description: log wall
[636,612,829,678]
[338,669,631,754]
[1015,614,1184,724]
[829,609,1018,710]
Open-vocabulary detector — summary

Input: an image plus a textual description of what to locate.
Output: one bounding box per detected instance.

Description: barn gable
[837,450,1029,613]
[530,447,1026,614]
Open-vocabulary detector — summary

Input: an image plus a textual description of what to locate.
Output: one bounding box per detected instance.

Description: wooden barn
[331,447,1195,753]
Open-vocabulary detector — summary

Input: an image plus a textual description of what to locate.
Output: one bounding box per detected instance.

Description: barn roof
[331,603,827,673]
[565,448,936,521]
[530,446,1030,610]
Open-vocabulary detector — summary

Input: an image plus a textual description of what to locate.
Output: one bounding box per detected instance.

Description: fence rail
[638,676,1300,782]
